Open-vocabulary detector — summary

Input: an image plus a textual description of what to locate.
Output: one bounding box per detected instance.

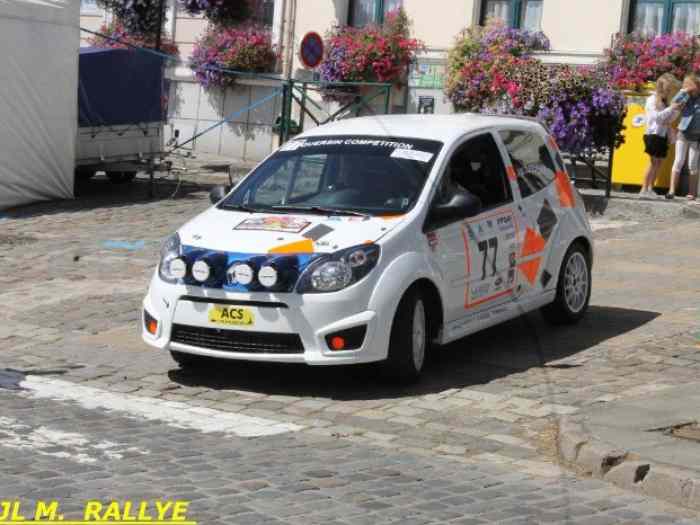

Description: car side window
[499,130,557,198]
[438,133,512,210]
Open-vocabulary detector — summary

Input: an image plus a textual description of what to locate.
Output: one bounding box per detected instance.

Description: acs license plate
[208,306,255,326]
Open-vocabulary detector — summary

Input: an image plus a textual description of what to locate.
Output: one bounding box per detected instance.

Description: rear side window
[440,133,512,211]
[499,130,557,198]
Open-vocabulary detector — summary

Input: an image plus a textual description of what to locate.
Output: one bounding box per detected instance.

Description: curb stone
[557,416,700,512]
[682,204,700,219]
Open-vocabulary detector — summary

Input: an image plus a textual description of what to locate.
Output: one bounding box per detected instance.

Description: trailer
[76,47,167,183]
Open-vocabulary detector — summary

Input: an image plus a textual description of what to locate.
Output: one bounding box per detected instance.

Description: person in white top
[641,73,682,199]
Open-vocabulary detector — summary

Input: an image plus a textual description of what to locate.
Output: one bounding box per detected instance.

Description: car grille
[170,324,305,355]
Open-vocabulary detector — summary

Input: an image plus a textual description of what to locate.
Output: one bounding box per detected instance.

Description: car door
[425,132,521,333]
[497,128,561,303]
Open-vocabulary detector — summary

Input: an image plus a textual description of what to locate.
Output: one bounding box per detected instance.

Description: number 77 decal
[462,210,518,310]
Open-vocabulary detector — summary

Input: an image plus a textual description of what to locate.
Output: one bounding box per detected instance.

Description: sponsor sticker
[427,231,439,251]
[390,149,434,163]
[280,138,417,150]
[235,216,311,233]
[463,210,518,309]
[632,114,647,128]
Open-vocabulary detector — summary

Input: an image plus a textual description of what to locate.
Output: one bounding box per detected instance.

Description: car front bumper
[141,272,390,366]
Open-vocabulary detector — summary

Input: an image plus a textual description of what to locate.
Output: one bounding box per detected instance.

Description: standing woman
[641,73,682,198]
[668,74,700,200]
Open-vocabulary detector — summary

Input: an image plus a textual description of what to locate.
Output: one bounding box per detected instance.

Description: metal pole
[280,81,291,144]
[298,83,307,131]
[148,160,155,199]
[155,0,165,51]
[607,139,615,199]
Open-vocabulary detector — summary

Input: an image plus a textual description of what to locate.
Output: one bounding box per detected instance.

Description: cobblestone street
[1,175,700,523]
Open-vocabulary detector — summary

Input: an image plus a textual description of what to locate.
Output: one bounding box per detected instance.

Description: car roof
[298,114,546,144]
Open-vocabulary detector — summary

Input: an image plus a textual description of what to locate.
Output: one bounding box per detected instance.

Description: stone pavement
[0,174,699,519]
[559,382,700,511]
[1,376,697,525]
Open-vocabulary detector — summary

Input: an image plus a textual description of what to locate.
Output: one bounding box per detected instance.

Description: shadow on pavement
[168,305,660,401]
[3,174,214,219]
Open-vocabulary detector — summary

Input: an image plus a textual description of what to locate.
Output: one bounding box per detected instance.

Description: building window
[80,0,101,14]
[250,0,275,27]
[349,0,403,27]
[630,0,700,35]
[481,0,543,30]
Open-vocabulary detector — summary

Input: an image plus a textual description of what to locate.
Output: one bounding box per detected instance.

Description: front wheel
[384,289,428,383]
[541,243,591,325]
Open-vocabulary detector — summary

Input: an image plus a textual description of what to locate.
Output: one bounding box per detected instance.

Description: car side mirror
[209,185,231,204]
[432,191,482,224]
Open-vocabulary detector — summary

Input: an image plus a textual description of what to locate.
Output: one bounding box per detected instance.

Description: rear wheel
[106,171,137,184]
[170,351,209,369]
[541,243,591,325]
[385,289,428,383]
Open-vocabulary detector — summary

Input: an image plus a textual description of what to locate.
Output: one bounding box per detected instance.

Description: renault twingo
[143,115,593,382]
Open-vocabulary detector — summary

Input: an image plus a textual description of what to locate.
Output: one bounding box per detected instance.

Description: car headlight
[297,244,380,294]
[158,233,185,283]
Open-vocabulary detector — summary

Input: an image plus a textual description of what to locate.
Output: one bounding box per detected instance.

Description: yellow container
[612,90,673,189]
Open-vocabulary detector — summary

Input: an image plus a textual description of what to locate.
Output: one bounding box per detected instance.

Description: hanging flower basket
[89,21,180,56]
[178,0,251,27]
[318,9,423,102]
[95,0,166,36]
[189,25,277,88]
[445,22,626,156]
[602,33,700,93]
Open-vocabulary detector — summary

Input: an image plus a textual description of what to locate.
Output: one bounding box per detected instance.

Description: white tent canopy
[0,0,79,210]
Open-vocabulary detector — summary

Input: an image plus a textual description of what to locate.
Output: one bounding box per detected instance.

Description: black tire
[541,242,591,325]
[106,171,137,184]
[170,351,209,369]
[384,288,429,383]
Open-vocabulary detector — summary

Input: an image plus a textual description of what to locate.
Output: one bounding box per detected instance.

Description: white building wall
[78,0,633,159]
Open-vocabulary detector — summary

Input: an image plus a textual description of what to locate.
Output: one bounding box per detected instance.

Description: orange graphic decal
[548,135,560,151]
[269,239,314,254]
[519,258,541,285]
[522,227,546,257]
[555,171,575,208]
[506,165,517,181]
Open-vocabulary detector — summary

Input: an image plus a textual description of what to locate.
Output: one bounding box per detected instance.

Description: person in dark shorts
[641,73,682,199]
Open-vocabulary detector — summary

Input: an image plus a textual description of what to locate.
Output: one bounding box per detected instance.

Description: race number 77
[477,237,498,280]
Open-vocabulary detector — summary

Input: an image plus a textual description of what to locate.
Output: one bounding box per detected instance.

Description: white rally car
[143,115,592,381]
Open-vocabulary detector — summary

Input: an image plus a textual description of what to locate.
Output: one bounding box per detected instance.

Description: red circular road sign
[300,32,324,69]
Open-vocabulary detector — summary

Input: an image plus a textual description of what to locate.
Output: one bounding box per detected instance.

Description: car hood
[178,208,406,254]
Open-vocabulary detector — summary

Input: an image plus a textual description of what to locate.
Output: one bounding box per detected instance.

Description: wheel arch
[571,235,593,267]
[406,278,444,344]
[368,252,446,350]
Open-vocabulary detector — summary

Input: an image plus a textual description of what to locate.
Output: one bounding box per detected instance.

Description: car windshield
[220,135,443,216]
